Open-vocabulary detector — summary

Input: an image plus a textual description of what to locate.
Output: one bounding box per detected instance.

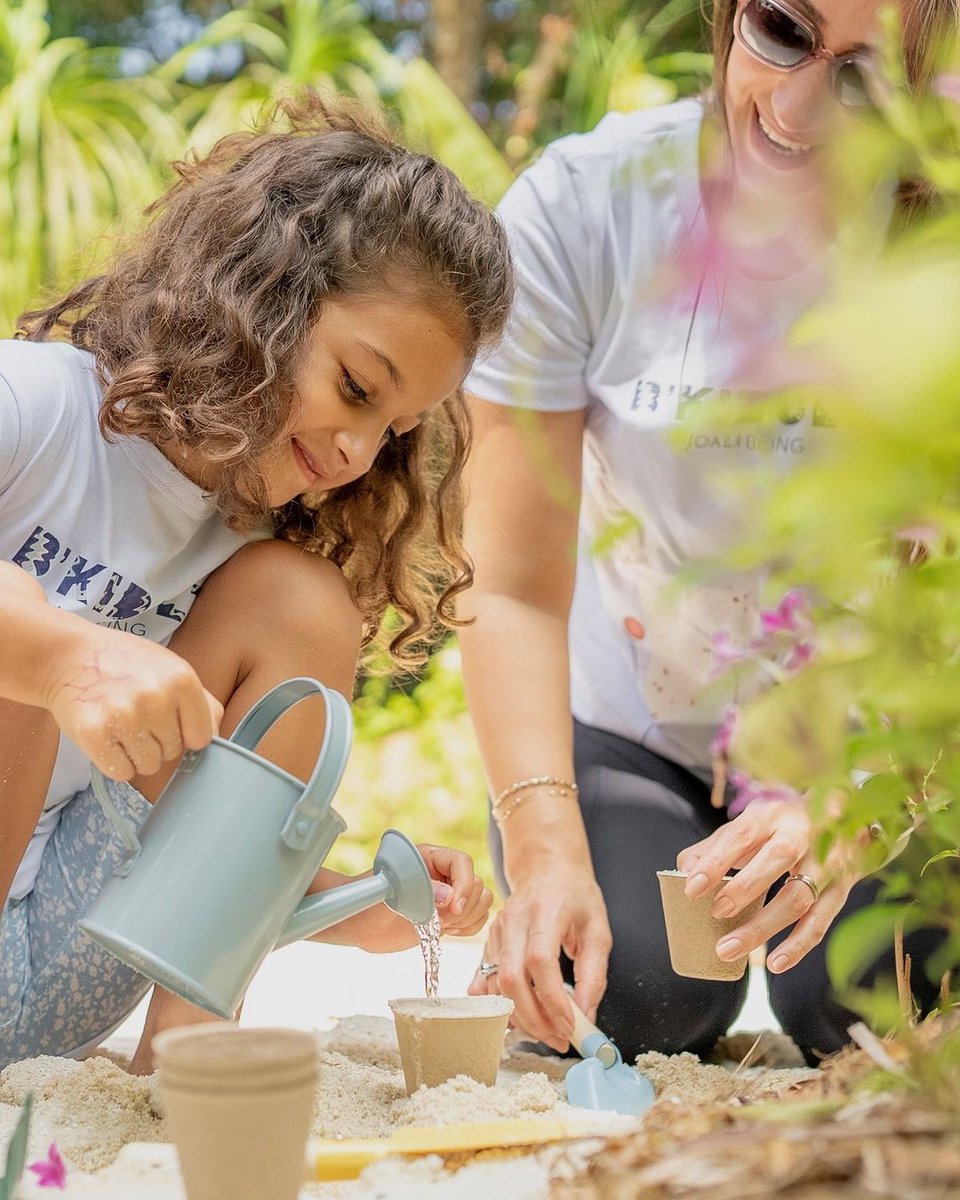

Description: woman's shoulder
[542,97,704,182]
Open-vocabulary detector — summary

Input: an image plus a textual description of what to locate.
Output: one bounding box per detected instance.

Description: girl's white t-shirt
[467,99,831,776]
[0,339,249,901]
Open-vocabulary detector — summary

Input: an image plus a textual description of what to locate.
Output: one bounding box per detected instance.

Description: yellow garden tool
[308,1118,587,1181]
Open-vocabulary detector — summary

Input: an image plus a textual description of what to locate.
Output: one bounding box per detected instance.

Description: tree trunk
[431,0,484,109]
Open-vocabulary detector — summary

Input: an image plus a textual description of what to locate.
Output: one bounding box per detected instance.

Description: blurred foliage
[0,0,181,332]
[325,640,491,882]
[711,31,960,1030]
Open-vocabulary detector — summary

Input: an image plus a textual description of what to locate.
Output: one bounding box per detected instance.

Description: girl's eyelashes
[340,368,370,404]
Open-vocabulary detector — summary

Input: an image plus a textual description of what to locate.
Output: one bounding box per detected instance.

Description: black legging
[490,720,943,1064]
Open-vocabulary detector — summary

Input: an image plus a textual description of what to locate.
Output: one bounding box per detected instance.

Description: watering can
[78,677,435,1019]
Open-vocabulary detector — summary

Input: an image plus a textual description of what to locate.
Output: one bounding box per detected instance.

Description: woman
[461,0,954,1062]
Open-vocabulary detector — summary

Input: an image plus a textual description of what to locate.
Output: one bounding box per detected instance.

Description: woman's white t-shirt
[0,340,250,900]
[467,99,831,776]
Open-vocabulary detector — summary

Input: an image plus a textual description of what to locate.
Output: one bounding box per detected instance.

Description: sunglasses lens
[741,0,814,68]
[834,59,873,108]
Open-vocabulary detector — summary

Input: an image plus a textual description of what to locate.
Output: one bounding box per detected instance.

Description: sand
[0,1018,816,1199]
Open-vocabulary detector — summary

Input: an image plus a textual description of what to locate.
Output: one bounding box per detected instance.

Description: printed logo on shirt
[12,524,194,633]
[628,378,835,455]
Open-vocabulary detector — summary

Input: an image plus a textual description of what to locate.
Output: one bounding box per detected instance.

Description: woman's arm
[458,395,612,1051]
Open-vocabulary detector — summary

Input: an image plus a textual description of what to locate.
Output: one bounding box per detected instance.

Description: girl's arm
[457,396,612,1052]
[0,561,222,907]
[0,561,221,786]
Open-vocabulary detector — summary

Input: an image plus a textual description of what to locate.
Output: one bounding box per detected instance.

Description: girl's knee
[174,540,363,703]
[198,540,362,650]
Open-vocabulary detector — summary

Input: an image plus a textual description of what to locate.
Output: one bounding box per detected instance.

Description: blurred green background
[0,0,712,878]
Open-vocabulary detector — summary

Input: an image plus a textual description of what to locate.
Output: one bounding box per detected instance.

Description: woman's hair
[711,0,960,99]
[17,92,514,666]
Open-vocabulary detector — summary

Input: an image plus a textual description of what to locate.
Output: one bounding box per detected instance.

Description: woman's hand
[467,864,612,1052]
[677,797,862,976]
[43,623,222,780]
[318,845,493,954]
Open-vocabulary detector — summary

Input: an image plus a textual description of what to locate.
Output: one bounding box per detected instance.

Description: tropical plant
[703,31,960,1030]
[561,0,712,134]
[0,0,180,333]
[160,0,514,205]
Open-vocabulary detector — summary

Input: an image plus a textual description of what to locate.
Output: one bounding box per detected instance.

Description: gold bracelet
[493,775,579,810]
[492,776,579,826]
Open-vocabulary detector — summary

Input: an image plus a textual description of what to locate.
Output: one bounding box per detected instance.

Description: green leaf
[826,902,922,991]
[920,848,960,876]
[0,1093,34,1200]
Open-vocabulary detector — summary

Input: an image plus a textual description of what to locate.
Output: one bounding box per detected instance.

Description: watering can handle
[89,768,144,876]
[230,677,353,852]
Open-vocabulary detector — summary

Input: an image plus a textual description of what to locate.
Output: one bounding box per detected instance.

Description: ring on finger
[478,961,499,977]
[786,873,819,903]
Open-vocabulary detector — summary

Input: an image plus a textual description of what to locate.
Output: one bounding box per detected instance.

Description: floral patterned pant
[0,780,153,1069]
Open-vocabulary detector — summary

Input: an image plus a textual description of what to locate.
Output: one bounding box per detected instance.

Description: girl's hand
[43,624,222,780]
[677,797,861,976]
[419,844,494,937]
[319,846,493,954]
[467,865,612,1053]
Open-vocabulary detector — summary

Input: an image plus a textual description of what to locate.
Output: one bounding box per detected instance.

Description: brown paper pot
[389,996,514,1093]
[657,870,765,981]
[154,1026,318,1200]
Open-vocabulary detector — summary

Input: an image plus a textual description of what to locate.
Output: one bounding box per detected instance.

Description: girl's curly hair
[17,92,514,665]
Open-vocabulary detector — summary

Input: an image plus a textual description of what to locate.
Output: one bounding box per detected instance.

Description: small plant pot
[657,870,764,981]
[154,1026,318,1200]
[388,996,514,1093]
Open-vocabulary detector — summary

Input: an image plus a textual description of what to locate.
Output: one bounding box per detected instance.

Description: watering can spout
[275,830,435,949]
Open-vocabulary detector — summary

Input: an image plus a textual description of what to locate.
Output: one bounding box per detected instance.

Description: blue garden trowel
[563,990,655,1117]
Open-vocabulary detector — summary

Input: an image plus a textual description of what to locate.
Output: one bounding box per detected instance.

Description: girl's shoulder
[0,340,102,478]
[0,339,98,400]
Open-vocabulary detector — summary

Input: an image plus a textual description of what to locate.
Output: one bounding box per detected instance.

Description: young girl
[461,0,954,1062]
[0,93,512,1072]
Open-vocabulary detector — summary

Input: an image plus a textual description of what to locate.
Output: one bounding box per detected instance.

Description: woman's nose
[770,60,835,141]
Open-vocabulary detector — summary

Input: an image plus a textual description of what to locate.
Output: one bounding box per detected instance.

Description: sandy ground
[0,942,788,1199]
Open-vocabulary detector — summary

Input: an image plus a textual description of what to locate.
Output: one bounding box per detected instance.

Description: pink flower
[28,1144,66,1190]
[934,74,960,104]
[711,628,749,673]
[759,589,811,636]
[727,771,802,816]
[711,705,738,759]
[783,641,815,672]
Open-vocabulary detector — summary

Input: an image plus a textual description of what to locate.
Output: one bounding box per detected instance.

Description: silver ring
[478,961,499,977]
[786,873,820,903]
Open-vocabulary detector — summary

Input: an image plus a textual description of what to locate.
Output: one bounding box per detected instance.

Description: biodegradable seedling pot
[657,870,765,981]
[389,995,514,1093]
[154,1026,318,1200]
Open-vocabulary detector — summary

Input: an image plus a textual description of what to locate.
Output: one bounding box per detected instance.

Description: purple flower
[783,641,815,672]
[711,628,749,674]
[727,771,802,816]
[711,705,738,759]
[759,589,811,636]
[28,1144,66,1190]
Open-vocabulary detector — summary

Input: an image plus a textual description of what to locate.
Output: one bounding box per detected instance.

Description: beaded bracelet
[492,775,579,826]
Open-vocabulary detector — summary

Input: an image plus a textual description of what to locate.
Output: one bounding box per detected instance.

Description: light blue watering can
[78,677,435,1019]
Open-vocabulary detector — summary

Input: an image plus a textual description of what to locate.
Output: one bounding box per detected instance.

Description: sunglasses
[735,0,878,110]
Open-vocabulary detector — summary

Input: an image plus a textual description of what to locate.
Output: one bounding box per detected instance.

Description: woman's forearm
[458,590,594,888]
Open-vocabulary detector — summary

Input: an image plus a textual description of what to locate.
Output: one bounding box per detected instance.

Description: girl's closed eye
[340,369,369,404]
